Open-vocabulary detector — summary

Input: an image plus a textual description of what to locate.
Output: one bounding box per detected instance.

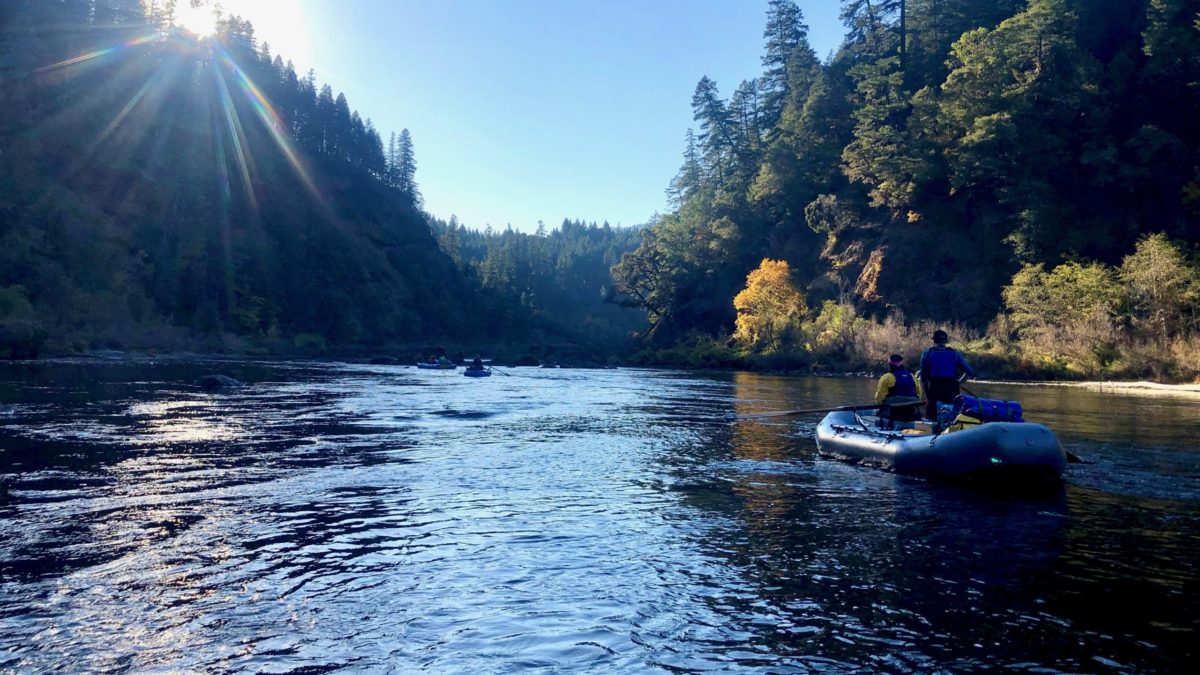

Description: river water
[0,359,1196,672]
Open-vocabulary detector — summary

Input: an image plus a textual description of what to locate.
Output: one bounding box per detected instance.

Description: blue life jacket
[925,346,959,379]
[889,369,918,398]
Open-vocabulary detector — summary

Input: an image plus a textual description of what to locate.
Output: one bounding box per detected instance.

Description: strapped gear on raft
[954,394,1024,423]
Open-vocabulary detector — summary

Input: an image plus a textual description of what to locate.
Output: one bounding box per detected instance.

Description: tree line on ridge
[611,0,1200,380]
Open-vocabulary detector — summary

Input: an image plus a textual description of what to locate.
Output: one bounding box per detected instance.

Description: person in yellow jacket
[874,354,924,429]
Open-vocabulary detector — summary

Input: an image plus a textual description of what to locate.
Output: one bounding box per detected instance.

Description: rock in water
[198,374,243,390]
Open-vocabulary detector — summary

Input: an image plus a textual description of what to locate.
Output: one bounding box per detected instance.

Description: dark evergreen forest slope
[0,2,645,356]
[429,217,646,350]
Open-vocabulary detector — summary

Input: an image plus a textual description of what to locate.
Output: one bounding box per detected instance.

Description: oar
[959,382,1089,464]
[488,364,511,376]
[725,401,921,422]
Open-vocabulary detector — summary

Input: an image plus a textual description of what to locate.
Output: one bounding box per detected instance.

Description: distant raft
[416,362,457,370]
[463,368,492,378]
[815,410,1066,481]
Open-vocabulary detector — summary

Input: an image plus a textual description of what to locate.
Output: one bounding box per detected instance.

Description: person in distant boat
[919,329,975,420]
[470,355,484,371]
[875,354,924,429]
[437,355,452,367]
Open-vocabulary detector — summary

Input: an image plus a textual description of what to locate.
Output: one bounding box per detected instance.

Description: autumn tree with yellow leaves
[733,259,809,352]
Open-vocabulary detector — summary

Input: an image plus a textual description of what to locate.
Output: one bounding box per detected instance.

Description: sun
[174,1,218,37]
[171,1,312,64]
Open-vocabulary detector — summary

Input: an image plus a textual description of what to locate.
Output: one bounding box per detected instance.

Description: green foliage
[761,0,815,126]
[804,299,867,357]
[1001,261,1121,374]
[430,217,647,348]
[936,0,1105,262]
[804,194,857,235]
[292,333,328,355]
[0,320,48,360]
[620,0,1200,373]
[0,1,584,354]
[1003,262,1123,337]
[1119,233,1200,340]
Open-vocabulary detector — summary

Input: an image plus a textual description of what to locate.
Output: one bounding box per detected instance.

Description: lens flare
[212,65,258,209]
[36,33,162,73]
[216,45,330,214]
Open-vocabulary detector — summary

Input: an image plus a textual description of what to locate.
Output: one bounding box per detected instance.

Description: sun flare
[170,1,310,64]
[174,2,218,36]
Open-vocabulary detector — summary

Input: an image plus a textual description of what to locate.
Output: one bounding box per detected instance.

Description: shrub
[0,319,48,360]
[1002,261,1123,375]
[292,332,327,355]
[1120,233,1200,341]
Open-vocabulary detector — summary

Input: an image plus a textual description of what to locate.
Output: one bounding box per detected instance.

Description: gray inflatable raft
[816,410,1066,481]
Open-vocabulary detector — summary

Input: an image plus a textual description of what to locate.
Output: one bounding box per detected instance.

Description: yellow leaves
[733,259,808,353]
[854,247,885,303]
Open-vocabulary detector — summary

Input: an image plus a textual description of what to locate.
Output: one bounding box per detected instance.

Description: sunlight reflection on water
[0,360,1196,671]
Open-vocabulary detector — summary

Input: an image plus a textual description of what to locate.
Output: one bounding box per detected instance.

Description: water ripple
[0,361,1197,671]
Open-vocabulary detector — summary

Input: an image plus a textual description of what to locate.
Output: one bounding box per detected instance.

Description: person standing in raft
[874,354,924,430]
[919,329,975,420]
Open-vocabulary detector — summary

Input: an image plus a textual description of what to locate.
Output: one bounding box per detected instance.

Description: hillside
[612,0,1200,380]
[0,2,645,357]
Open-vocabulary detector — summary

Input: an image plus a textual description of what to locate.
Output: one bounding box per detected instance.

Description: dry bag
[953,394,1023,423]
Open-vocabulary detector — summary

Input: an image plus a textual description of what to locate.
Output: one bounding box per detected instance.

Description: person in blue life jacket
[874,353,924,429]
[919,329,975,420]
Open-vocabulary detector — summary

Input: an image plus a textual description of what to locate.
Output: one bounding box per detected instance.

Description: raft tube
[463,368,492,377]
[815,410,1066,481]
[416,362,457,370]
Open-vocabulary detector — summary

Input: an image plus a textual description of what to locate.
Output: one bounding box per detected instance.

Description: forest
[428,217,645,355]
[613,0,1200,381]
[2,1,1199,381]
[0,0,644,359]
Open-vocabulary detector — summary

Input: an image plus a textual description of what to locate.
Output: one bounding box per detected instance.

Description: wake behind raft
[814,395,1067,481]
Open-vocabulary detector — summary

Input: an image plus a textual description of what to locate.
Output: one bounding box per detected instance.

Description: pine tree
[760,0,813,127]
[667,129,704,206]
[396,128,420,205]
[936,0,1102,261]
[387,131,398,188]
[691,76,733,184]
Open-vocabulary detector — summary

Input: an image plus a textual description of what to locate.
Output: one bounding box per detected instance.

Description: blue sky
[232,1,846,231]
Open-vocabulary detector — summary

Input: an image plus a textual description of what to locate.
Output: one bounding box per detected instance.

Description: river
[1,359,1196,671]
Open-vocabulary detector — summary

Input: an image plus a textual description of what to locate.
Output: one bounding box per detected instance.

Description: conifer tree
[668,129,704,206]
[691,76,734,184]
[760,0,813,127]
[397,129,420,205]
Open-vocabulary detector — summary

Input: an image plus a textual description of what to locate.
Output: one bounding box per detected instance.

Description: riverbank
[624,329,1200,385]
[20,338,626,370]
[1051,380,1200,398]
